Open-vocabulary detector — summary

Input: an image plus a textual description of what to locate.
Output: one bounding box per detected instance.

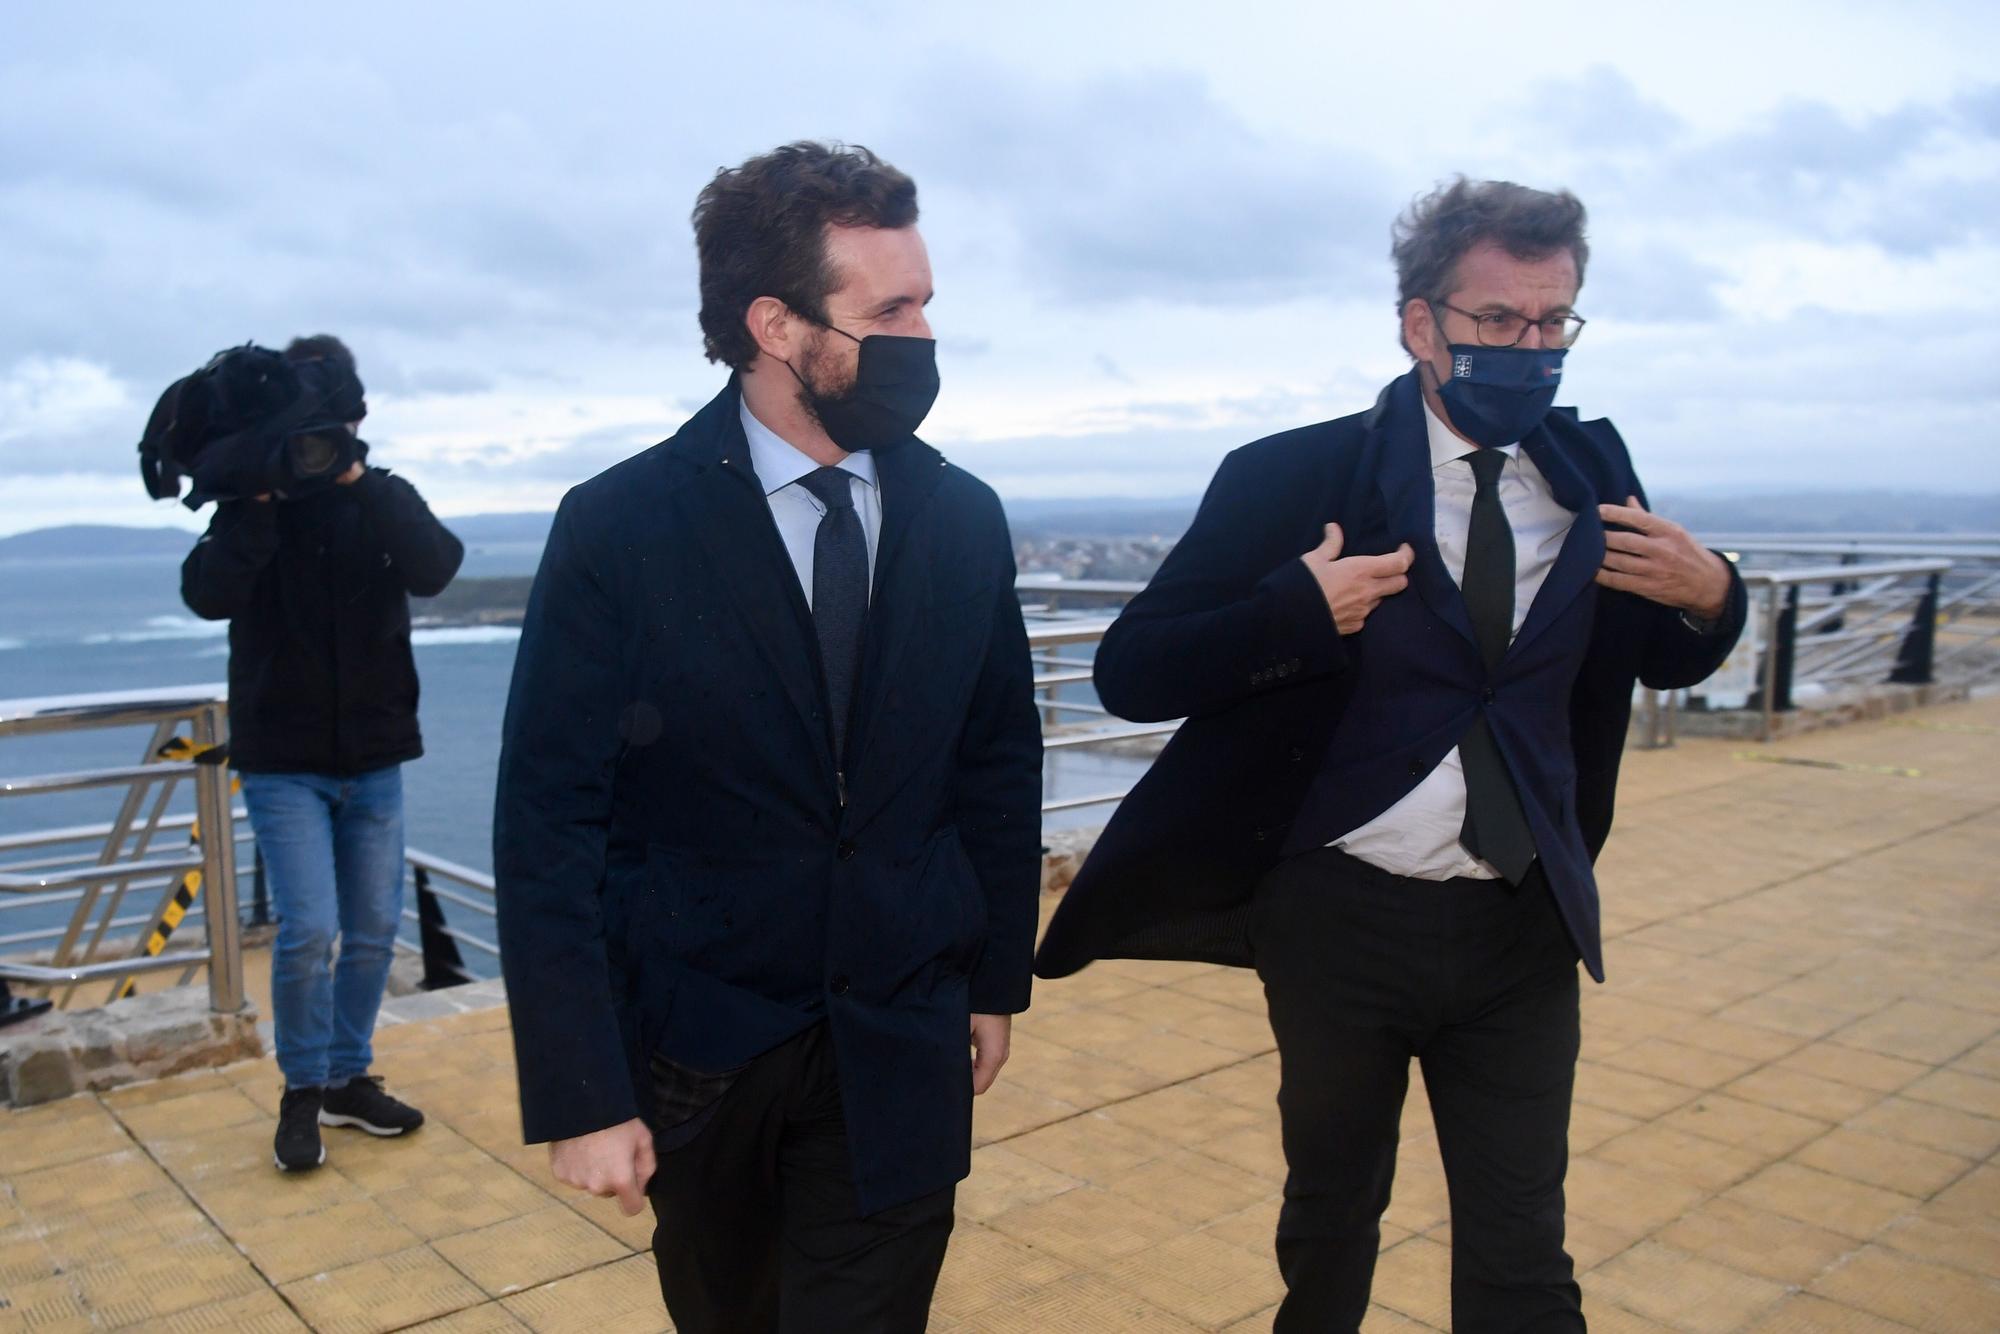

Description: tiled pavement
[4,694,1998,1331]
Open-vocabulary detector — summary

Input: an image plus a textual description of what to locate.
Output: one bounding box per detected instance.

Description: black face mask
[786,320,940,451]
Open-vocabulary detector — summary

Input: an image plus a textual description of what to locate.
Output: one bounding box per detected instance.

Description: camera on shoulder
[139,341,369,509]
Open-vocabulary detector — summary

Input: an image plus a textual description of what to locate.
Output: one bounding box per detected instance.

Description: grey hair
[1391,178,1589,351]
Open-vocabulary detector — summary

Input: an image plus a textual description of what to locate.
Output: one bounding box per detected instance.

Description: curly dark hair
[692,142,919,371]
[1391,178,1589,350]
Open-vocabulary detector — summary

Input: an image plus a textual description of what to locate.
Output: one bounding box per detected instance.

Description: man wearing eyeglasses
[1036,179,1747,1330]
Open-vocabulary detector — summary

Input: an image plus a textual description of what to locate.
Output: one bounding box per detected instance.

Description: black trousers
[647,1023,956,1334]
[1250,848,1585,1334]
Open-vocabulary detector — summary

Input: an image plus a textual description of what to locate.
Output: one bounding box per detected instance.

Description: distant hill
[0,525,194,559]
[5,491,1994,561]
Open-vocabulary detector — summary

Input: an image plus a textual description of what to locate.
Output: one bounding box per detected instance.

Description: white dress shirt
[1331,400,1577,880]
[740,401,881,608]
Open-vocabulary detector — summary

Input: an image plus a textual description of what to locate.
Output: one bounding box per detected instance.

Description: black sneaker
[319,1074,425,1136]
[274,1086,325,1172]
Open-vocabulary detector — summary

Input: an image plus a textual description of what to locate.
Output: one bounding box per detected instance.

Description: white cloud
[0,2,1996,538]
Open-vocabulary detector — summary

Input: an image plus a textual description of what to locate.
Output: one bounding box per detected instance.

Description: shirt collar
[1421,396,1517,472]
[739,400,878,497]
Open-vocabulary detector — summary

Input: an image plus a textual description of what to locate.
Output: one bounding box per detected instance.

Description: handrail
[0,686,245,1015]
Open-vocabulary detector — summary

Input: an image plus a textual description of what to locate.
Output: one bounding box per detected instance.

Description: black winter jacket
[181,468,463,775]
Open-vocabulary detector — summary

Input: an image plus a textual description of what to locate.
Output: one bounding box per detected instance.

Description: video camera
[139,344,369,509]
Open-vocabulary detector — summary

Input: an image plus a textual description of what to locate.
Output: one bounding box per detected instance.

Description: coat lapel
[1371,372,1478,653]
[1511,417,1606,658]
[846,436,947,782]
[671,382,836,777]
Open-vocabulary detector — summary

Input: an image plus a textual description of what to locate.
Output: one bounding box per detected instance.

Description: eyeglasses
[1432,300,1587,349]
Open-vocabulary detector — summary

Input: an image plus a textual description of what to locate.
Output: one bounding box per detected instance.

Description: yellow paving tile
[432,1204,629,1298]
[400,1304,532,1332]
[1661,1093,1831,1157]
[1843,1095,2000,1160]
[1773,1042,1931,1094]
[987,1184,1183,1267]
[1835,1001,1998,1066]
[146,1287,311,1331]
[1586,1240,1789,1332]
[231,1197,424,1285]
[1601,1038,1765,1091]
[1592,1122,1772,1194]
[1901,1067,2000,1119]
[279,1245,486,1333]
[1741,1293,1921,1332]
[1808,1245,2000,1332]
[0,1097,134,1173]
[1656,1194,1868,1286]
[1723,1066,1888,1123]
[1791,1127,1976,1197]
[1876,1208,2000,1278]
[1099,1230,1285,1327]
[930,1219,1075,1322]
[1723,1162,1918,1240]
[498,1254,664,1334]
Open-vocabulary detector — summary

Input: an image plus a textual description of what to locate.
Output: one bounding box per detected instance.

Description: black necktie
[798,467,868,763]
[1457,448,1537,883]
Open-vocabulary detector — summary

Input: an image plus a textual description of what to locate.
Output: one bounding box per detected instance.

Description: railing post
[414,863,473,990]
[194,702,247,1015]
[1890,571,1941,685]
[1749,581,1799,741]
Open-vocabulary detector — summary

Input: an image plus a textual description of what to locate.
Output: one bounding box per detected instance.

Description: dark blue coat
[494,381,1043,1214]
[1035,370,1746,984]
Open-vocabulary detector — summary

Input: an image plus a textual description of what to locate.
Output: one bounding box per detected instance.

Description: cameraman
[182,334,463,1173]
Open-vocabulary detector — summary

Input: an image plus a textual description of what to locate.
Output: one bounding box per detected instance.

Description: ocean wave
[82,615,229,645]
[0,637,23,651]
[411,626,522,647]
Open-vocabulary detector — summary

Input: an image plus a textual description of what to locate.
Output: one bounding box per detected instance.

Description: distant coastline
[413,577,533,628]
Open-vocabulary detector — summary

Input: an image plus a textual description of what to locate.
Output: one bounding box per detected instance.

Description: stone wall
[0,983,261,1107]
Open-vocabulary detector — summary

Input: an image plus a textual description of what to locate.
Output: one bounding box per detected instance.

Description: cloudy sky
[3,1,1996,536]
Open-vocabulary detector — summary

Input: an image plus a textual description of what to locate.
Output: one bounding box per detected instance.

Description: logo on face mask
[1436,345,1567,448]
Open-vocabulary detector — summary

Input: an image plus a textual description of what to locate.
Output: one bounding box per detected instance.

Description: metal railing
[0,686,246,1018]
[10,547,1993,1000]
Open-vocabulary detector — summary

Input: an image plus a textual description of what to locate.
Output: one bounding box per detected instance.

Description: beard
[791,327,861,432]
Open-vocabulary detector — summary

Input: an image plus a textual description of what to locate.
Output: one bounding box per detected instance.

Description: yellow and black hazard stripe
[156,735,231,765]
[120,737,238,998]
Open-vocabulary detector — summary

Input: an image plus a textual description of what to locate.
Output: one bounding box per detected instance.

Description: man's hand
[334,461,365,485]
[1300,523,1415,634]
[970,1013,1011,1096]
[548,1118,656,1216]
[1596,497,1731,619]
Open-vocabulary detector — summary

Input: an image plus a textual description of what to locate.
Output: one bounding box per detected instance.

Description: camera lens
[288,431,342,477]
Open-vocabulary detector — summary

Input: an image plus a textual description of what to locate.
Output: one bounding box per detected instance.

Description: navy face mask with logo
[1435,344,1567,448]
[789,322,940,452]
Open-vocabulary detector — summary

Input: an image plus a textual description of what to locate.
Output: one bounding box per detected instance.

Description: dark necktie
[1457,448,1537,883]
[798,467,868,763]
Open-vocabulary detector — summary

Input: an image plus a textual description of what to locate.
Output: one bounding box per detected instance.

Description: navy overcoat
[496,380,1042,1213]
[1035,370,1747,984]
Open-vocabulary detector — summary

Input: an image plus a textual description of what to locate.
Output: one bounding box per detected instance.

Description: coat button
[837,841,857,860]
[831,975,851,995]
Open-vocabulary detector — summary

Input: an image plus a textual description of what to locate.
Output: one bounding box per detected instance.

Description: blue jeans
[240,766,405,1090]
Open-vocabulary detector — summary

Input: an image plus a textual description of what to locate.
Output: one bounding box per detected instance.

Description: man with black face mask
[1036,180,1748,1330]
[494,142,1041,1333]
